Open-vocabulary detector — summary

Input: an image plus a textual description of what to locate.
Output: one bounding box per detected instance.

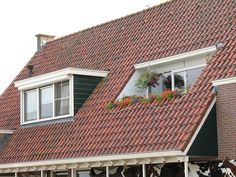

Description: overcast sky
[0,0,169,95]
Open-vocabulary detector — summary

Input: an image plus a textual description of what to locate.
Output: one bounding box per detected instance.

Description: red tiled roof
[0,0,236,163]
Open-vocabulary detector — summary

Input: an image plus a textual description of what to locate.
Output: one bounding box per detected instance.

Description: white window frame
[39,85,54,119]
[20,76,74,125]
[171,64,206,91]
[147,64,206,94]
[24,89,38,122]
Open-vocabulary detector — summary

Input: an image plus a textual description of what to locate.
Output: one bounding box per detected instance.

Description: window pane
[55,81,69,99]
[55,171,68,177]
[55,98,70,116]
[25,90,37,121]
[174,71,185,89]
[162,72,172,90]
[77,171,90,177]
[151,72,171,94]
[61,81,69,97]
[40,86,53,119]
[186,67,204,87]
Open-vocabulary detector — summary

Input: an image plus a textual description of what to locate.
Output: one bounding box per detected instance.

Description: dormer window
[15,68,109,125]
[23,80,72,124]
[118,46,217,98]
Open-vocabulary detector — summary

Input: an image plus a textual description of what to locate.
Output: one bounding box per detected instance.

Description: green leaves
[135,70,160,89]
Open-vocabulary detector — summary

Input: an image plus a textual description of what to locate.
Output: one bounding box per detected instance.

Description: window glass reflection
[40,86,53,119]
[25,90,37,121]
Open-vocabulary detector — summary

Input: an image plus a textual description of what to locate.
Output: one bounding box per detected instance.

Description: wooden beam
[103,161,113,167]
[38,166,48,171]
[47,165,57,170]
[91,161,102,167]
[57,164,68,170]
[79,162,90,169]
[29,166,38,171]
[151,157,166,164]
[67,163,79,169]
[139,158,151,164]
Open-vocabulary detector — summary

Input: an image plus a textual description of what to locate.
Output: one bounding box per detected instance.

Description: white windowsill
[0,129,14,134]
[21,114,73,125]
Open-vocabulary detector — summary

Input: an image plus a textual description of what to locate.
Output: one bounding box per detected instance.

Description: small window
[151,72,171,94]
[40,86,53,119]
[173,71,185,90]
[77,171,90,177]
[172,66,204,90]
[186,67,203,86]
[22,80,72,124]
[24,89,37,121]
[55,81,70,116]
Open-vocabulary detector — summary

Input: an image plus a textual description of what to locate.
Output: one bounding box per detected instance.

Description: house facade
[1,0,236,176]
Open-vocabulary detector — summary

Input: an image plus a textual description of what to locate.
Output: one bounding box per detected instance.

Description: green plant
[175,86,190,96]
[160,89,176,99]
[106,102,115,111]
[155,94,163,102]
[135,70,161,89]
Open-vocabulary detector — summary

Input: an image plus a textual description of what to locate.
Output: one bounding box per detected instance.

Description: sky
[0,0,169,95]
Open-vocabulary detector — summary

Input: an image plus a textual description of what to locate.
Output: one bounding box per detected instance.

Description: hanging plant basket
[135,70,161,89]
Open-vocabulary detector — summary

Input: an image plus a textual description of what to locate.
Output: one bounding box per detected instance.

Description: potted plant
[135,70,161,94]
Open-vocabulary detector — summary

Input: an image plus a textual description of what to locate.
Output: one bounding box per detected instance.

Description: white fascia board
[14,68,109,90]
[184,97,216,155]
[68,68,109,77]
[0,129,14,134]
[0,150,184,169]
[134,46,217,69]
[212,77,236,86]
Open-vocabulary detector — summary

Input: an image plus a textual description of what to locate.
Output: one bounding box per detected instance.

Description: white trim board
[0,129,14,134]
[0,151,184,170]
[184,97,216,155]
[134,46,217,69]
[14,68,109,91]
[212,77,236,86]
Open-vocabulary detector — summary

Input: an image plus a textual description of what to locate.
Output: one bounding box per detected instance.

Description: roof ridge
[48,0,175,44]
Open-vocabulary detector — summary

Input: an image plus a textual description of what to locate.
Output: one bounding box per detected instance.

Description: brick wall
[216,83,236,159]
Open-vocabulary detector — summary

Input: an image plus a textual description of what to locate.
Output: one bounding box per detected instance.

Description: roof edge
[14,67,109,90]
[0,150,184,171]
[212,76,236,86]
[134,45,217,69]
[0,129,14,134]
[49,0,174,45]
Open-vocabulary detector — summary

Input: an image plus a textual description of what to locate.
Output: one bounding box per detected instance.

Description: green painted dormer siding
[74,75,103,114]
[187,105,218,156]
